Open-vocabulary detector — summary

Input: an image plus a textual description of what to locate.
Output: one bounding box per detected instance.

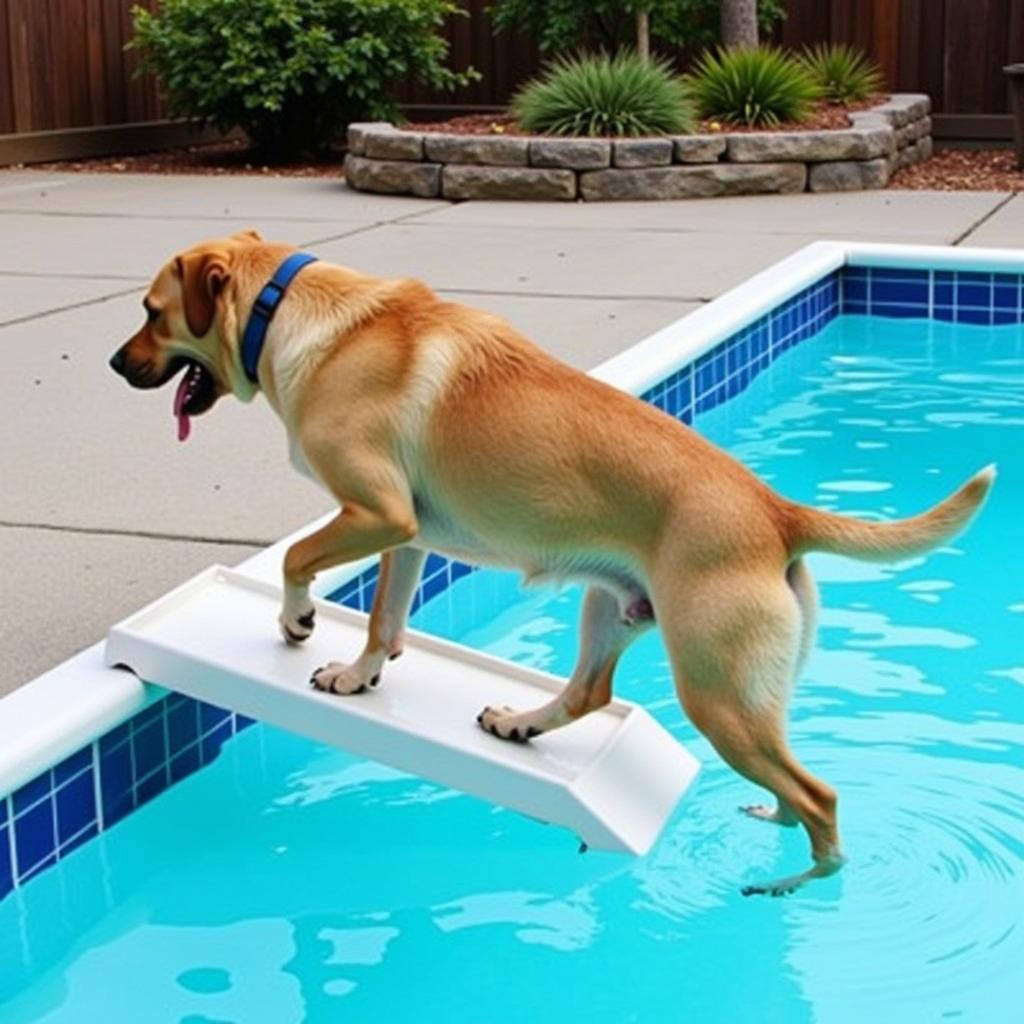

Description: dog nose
[109,347,127,375]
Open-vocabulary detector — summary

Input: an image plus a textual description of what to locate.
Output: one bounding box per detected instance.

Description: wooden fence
[1,0,1022,140]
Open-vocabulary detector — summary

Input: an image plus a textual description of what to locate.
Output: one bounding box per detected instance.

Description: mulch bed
[889,147,1024,191]
[21,137,348,177]
[404,97,884,138]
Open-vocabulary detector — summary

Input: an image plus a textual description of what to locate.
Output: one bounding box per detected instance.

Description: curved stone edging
[345,94,932,202]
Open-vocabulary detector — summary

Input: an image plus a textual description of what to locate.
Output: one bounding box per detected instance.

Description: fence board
[85,0,107,126]
[0,0,14,134]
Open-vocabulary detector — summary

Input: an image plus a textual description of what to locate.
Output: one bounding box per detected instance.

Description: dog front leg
[278,501,417,644]
[310,546,427,695]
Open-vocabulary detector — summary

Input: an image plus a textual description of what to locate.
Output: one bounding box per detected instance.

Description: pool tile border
[5,253,1024,903]
[1,693,254,897]
[843,265,1024,325]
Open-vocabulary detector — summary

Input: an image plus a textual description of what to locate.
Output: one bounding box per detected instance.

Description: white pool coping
[3,239,1023,798]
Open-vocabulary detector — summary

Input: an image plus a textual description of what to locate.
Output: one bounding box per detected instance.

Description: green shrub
[512,52,695,137]
[490,0,786,55]
[130,0,477,158]
[799,43,885,105]
[688,46,821,128]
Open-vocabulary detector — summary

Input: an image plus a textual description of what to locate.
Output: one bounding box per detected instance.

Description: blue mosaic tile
[133,718,167,782]
[99,741,133,822]
[15,799,55,879]
[0,797,7,826]
[13,772,51,816]
[451,561,473,582]
[424,552,447,576]
[56,771,96,844]
[170,744,201,784]
[133,701,164,730]
[933,272,954,307]
[168,699,199,752]
[99,720,131,756]
[199,701,231,735]
[422,571,448,603]
[60,823,98,857]
[18,853,56,884]
[201,720,232,766]
[872,302,927,319]
[54,747,91,786]
[136,766,169,808]
[872,278,928,306]
[0,825,12,900]
[993,279,1018,311]
[958,307,992,325]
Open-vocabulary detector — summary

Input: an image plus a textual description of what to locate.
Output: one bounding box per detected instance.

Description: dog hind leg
[478,584,652,742]
[739,557,818,828]
[657,568,844,895]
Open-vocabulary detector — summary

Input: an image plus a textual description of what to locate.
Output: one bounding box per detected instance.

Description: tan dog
[109,232,994,896]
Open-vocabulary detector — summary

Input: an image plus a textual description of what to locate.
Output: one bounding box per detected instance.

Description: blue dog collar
[240,251,318,384]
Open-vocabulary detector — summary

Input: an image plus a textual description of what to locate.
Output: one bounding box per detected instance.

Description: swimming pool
[2,245,1023,1021]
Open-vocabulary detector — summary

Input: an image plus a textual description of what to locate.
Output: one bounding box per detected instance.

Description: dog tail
[784,464,995,562]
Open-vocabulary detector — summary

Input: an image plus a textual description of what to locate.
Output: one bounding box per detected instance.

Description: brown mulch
[405,96,886,137]
[890,148,1024,192]
[702,94,884,134]
[406,113,527,136]
[22,137,348,177]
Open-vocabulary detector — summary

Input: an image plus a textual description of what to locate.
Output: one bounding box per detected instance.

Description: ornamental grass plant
[798,43,885,105]
[688,46,821,128]
[512,52,696,137]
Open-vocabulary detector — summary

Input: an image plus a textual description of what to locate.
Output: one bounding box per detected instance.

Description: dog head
[108,229,267,441]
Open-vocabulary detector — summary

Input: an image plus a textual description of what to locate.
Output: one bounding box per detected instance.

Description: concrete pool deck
[1,168,1020,696]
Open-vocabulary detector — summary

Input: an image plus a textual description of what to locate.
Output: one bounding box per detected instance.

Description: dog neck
[239,252,319,386]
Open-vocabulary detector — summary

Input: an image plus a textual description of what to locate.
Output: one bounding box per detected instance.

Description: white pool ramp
[104,566,699,854]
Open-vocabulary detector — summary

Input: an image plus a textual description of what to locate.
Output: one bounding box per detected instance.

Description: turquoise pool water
[2,315,1023,1022]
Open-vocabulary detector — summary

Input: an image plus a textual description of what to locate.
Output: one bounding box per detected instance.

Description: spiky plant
[687,46,821,128]
[512,51,696,138]
[798,43,885,105]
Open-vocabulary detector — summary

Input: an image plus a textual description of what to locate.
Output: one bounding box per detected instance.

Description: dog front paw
[476,705,543,743]
[310,660,381,696]
[279,602,316,645]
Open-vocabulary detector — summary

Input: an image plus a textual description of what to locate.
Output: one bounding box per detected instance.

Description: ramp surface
[105,566,698,854]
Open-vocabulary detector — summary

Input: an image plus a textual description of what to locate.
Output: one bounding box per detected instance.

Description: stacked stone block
[345,95,933,202]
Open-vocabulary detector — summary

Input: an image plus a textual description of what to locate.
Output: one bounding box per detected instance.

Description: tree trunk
[721,0,758,48]
[636,8,650,59]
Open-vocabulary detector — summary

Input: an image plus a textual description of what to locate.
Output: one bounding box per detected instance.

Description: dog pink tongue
[173,371,192,443]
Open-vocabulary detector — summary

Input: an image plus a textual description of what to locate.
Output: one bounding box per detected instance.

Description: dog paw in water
[738,803,799,827]
[741,880,799,898]
[476,705,543,743]
[310,661,381,695]
[279,604,316,645]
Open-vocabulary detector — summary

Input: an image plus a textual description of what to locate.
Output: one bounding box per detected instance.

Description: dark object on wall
[1004,63,1024,167]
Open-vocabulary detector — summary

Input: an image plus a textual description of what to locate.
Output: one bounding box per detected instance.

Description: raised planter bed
[345,94,932,202]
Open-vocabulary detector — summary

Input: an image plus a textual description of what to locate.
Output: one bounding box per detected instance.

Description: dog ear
[231,228,263,242]
[176,251,230,338]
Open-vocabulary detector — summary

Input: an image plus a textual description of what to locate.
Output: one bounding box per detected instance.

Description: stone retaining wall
[345,95,932,202]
